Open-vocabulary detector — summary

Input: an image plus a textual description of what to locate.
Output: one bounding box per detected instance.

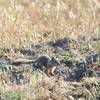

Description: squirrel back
[33,56,60,75]
[35,56,50,68]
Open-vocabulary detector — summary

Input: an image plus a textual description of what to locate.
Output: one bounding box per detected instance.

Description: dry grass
[0,74,73,100]
[0,74,99,100]
[0,0,99,50]
[0,1,100,99]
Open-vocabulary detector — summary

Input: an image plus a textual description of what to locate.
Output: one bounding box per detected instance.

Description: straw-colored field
[0,0,99,50]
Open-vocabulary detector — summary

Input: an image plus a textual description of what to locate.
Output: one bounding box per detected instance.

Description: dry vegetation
[0,0,99,50]
[0,0,100,100]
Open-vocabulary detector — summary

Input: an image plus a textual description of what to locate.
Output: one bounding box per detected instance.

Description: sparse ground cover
[0,0,100,100]
[0,37,100,100]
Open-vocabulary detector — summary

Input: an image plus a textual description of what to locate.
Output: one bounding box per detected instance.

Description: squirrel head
[48,57,60,67]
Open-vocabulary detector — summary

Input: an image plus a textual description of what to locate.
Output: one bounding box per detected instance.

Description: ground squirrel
[33,56,60,76]
[7,55,60,76]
